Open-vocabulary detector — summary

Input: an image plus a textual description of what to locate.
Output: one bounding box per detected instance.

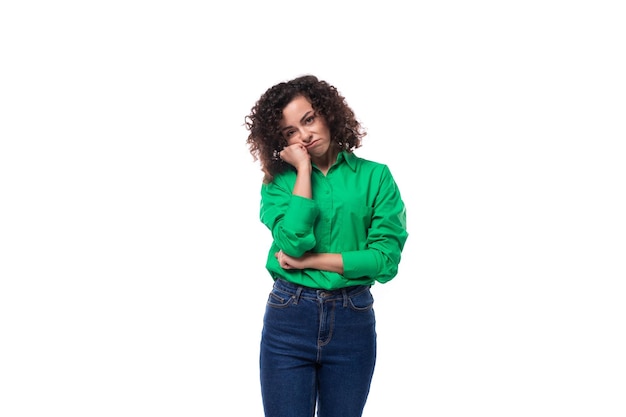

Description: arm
[275,251,343,274]
[342,165,408,283]
[261,144,318,257]
[280,143,312,199]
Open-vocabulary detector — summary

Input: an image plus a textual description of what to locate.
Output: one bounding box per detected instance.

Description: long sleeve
[342,165,408,283]
[260,173,320,257]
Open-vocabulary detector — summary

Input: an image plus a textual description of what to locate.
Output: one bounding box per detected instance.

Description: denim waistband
[273,278,370,302]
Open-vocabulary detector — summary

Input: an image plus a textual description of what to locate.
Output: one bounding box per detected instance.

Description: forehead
[280,96,313,125]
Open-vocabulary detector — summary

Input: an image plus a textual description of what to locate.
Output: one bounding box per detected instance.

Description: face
[279,95,333,160]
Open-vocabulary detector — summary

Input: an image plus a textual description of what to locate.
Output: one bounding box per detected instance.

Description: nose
[299,127,312,143]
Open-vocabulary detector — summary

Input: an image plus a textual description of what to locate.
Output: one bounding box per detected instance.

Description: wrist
[296,159,311,169]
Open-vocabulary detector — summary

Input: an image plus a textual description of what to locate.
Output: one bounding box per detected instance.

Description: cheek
[318,122,331,137]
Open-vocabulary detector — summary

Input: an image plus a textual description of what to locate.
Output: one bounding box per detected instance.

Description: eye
[304,115,315,124]
[284,129,295,138]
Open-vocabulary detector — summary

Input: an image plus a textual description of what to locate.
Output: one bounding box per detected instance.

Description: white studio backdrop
[1,1,625,416]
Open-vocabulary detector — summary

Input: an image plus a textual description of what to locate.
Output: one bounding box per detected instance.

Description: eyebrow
[280,111,314,132]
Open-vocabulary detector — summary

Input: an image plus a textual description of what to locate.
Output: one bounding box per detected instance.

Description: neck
[312,148,340,175]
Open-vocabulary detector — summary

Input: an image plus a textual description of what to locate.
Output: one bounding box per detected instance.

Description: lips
[305,140,319,149]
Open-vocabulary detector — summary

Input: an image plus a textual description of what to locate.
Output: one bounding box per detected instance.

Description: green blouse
[260,151,408,290]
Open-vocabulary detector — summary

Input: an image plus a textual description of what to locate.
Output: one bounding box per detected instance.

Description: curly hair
[245,75,366,183]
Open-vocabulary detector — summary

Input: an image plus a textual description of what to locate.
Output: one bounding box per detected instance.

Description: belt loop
[342,288,348,307]
[293,286,303,305]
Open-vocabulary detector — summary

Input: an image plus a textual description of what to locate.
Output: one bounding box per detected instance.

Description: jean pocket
[348,288,374,312]
[266,288,294,308]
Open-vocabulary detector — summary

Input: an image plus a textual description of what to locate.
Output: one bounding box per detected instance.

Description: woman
[245,75,408,417]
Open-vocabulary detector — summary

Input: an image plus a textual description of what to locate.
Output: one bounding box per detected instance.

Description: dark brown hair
[245,75,366,183]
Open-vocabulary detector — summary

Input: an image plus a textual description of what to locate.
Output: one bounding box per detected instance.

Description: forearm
[304,253,343,274]
[276,250,343,274]
[292,165,312,199]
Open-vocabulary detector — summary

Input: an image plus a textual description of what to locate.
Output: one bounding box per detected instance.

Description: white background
[1,1,625,416]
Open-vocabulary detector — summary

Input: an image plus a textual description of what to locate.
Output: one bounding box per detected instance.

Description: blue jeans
[260,278,377,417]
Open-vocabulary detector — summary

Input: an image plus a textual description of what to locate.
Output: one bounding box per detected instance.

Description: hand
[275,250,307,270]
[279,143,310,170]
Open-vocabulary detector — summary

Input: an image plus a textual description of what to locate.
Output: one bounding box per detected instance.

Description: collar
[336,151,358,172]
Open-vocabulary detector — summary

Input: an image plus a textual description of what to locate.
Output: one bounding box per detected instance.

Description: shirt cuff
[342,250,379,279]
[283,195,319,230]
